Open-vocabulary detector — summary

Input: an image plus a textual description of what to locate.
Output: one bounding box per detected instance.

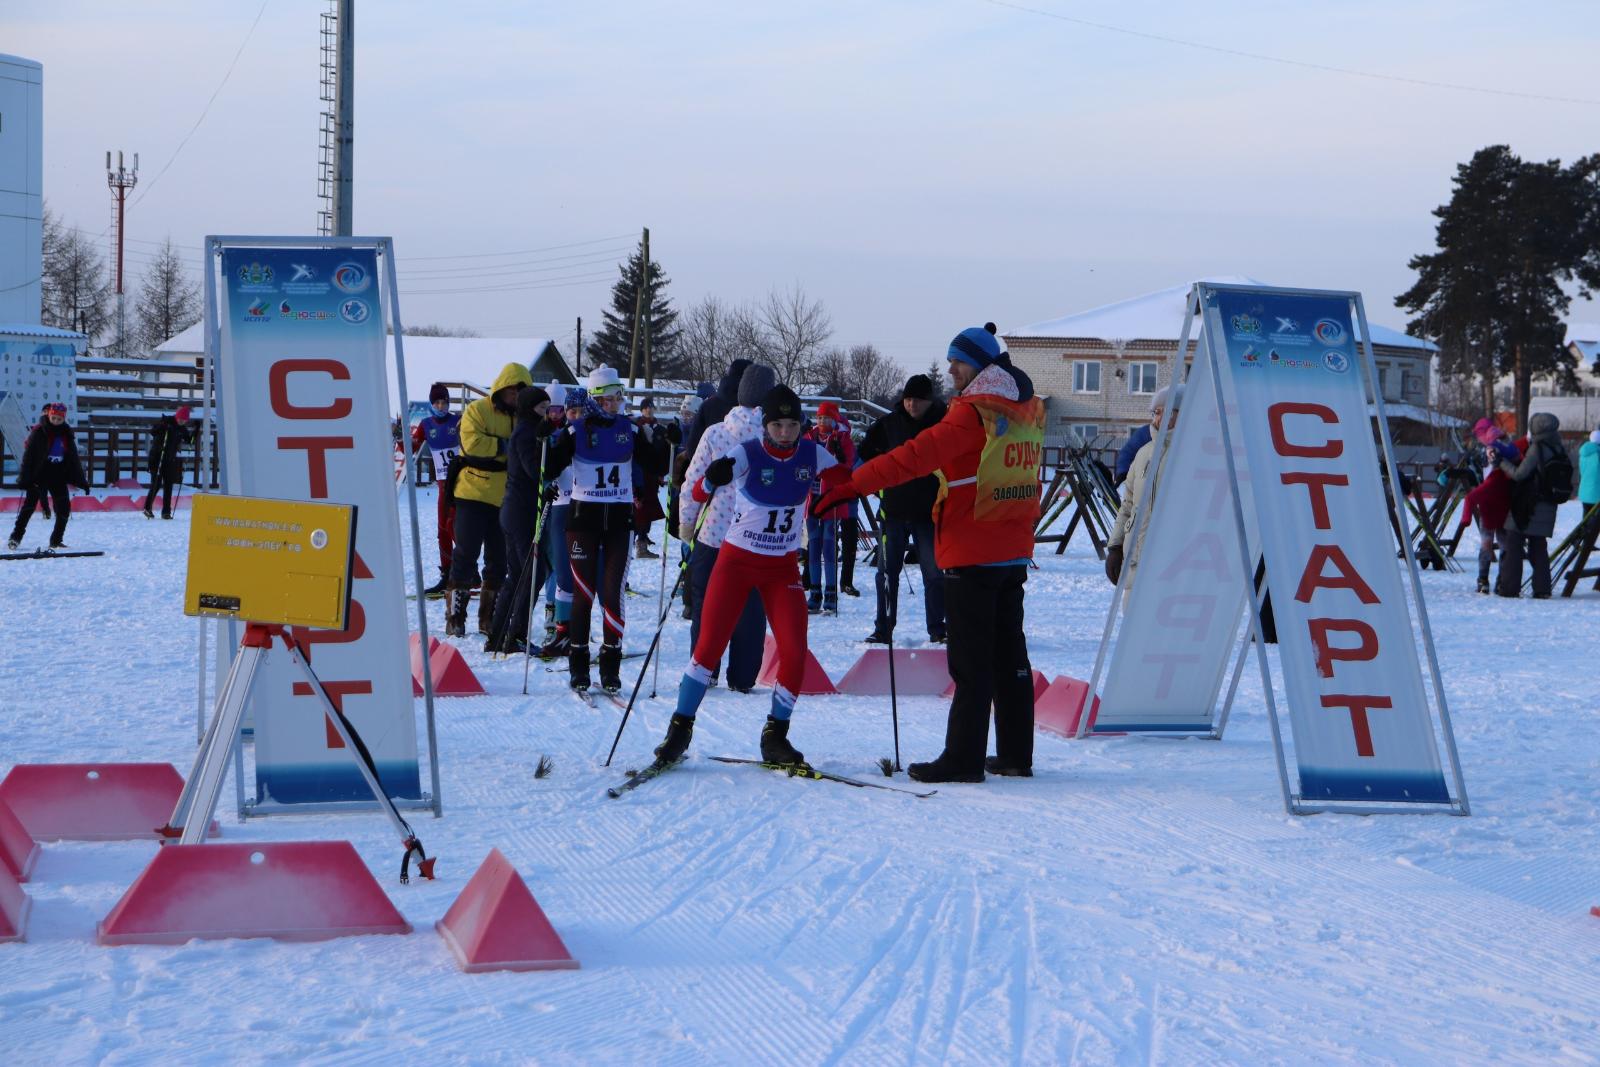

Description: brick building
[1003,278,1438,448]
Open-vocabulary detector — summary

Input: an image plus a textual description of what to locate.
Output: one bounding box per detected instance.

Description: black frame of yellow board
[184,493,358,630]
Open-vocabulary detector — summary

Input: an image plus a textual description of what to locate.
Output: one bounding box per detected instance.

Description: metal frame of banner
[198,234,442,820]
[1196,281,1469,816]
[1079,288,1252,740]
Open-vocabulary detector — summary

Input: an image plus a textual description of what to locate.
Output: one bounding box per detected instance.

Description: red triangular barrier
[836,647,951,696]
[755,634,836,695]
[0,763,216,841]
[0,861,29,943]
[411,633,486,697]
[436,848,579,972]
[0,797,39,882]
[942,668,1051,701]
[98,841,412,945]
[1034,675,1122,738]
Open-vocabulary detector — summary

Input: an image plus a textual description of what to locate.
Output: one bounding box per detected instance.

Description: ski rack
[163,622,435,883]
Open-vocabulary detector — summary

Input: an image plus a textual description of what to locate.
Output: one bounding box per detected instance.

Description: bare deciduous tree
[758,285,832,388]
[676,296,765,384]
[40,205,113,344]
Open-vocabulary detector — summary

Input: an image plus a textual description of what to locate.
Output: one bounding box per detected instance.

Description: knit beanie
[1473,417,1499,446]
[175,405,192,421]
[429,382,449,403]
[587,365,622,396]
[761,384,802,425]
[563,386,588,410]
[547,384,567,408]
[902,374,934,401]
[948,326,1006,370]
[737,363,779,408]
[516,386,550,422]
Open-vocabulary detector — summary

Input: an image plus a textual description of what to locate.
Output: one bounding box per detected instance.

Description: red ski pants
[692,543,809,697]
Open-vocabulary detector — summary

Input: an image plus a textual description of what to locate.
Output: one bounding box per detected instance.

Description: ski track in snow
[2,504,1600,1065]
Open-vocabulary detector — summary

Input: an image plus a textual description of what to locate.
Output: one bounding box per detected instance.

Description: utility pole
[332,0,354,235]
[317,0,354,235]
[575,316,583,377]
[106,150,138,356]
[626,228,650,387]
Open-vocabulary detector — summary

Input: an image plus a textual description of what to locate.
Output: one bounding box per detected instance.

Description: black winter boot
[654,714,695,763]
[598,642,623,694]
[444,587,470,638]
[759,716,806,767]
[424,570,448,598]
[908,756,984,784]
[568,647,592,692]
[984,755,1033,777]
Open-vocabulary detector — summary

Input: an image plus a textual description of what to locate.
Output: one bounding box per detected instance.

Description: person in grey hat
[1106,383,1183,594]
[678,361,778,691]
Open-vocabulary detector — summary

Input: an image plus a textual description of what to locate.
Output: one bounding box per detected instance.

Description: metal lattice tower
[106,149,139,355]
[316,1,337,236]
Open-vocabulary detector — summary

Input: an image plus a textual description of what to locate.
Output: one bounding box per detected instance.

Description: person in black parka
[144,405,197,519]
[9,403,90,550]
[484,385,551,653]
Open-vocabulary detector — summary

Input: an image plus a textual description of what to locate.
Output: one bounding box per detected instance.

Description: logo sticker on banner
[210,241,427,808]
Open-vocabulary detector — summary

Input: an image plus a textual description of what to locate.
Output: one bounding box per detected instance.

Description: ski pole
[516,437,551,690]
[875,492,901,772]
[605,493,713,767]
[651,442,675,697]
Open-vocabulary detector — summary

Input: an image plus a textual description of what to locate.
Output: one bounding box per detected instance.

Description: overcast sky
[10,0,1599,374]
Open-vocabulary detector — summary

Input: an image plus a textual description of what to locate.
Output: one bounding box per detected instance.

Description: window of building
[1128,361,1158,395]
[1070,423,1099,444]
[1073,360,1101,394]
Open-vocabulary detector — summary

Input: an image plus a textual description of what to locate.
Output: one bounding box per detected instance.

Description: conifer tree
[586,241,680,383]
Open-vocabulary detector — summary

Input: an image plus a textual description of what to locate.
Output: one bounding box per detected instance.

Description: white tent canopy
[1008,276,1437,352]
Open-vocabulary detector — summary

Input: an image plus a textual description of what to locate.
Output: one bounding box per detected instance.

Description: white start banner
[1093,331,1259,735]
[214,243,421,805]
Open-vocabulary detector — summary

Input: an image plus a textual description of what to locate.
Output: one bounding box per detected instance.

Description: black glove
[1105,544,1124,585]
[704,456,736,487]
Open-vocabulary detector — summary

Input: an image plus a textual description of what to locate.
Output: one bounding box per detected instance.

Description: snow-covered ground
[3,501,1599,1065]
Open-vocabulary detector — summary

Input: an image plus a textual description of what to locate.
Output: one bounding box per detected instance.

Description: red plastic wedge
[1034,675,1121,738]
[836,647,951,696]
[411,633,486,697]
[755,634,837,695]
[0,861,29,943]
[0,797,39,882]
[436,848,579,972]
[1591,906,1600,919]
[942,668,1051,702]
[98,841,412,946]
[0,763,216,841]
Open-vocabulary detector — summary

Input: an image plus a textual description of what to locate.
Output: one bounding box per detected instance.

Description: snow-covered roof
[1571,339,1600,365]
[0,323,88,343]
[1007,278,1437,353]
[1367,402,1467,428]
[154,321,205,355]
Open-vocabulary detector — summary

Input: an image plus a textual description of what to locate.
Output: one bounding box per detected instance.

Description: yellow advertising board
[184,494,357,629]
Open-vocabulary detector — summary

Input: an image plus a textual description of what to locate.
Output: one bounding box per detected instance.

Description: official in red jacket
[813,325,1045,783]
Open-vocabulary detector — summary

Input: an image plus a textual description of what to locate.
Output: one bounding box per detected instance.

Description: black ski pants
[11,474,71,546]
[570,524,631,648]
[489,498,546,646]
[144,461,182,516]
[449,498,506,591]
[1497,532,1551,597]
[940,564,1034,773]
[874,518,945,639]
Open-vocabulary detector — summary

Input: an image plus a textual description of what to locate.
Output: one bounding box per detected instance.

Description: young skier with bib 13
[812,325,1046,783]
[654,384,844,767]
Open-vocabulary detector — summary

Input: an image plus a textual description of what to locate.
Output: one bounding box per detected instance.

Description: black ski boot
[598,642,623,694]
[654,714,695,763]
[444,587,470,638]
[424,570,448,598]
[759,716,806,767]
[538,624,571,659]
[569,647,592,692]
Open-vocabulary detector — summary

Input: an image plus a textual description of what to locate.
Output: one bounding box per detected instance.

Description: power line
[983,0,1600,107]
[398,248,630,281]
[402,233,638,261]
[132,0,271,209]
[400,271,618,297]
